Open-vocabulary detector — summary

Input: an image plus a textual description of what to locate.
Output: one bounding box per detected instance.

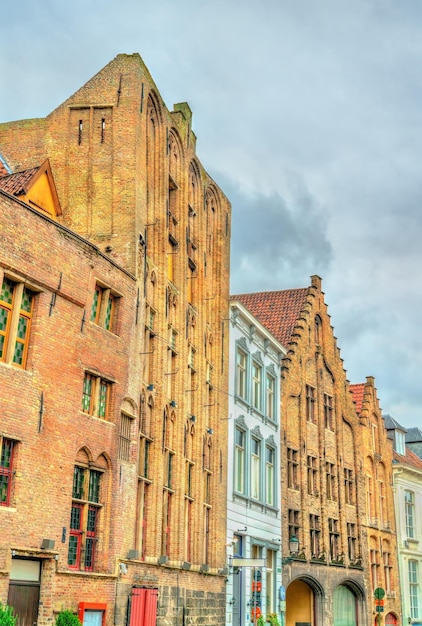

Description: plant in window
[267,614,281,626]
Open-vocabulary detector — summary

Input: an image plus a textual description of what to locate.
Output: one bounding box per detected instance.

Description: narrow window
[310,514,321,557]
[307,455,318,495]
[234,427,245,493]
[251,437,261,500]
[344,468,354,504]
[118,414,133,461]
[266,446,275,506]
[347,523,356,561]
[266,374,275,420]
[68,466,102,571]
[0,438,15,506]
[90,284,117,332]
[326,462,336,500]
[82,372,112,420]
[324,393,334,430]
[306,385,316,423]
[236,349,247,400]
[328,518,339,560]
[252,363,262,411]
[405,490,415,538]
[287,448,298,490]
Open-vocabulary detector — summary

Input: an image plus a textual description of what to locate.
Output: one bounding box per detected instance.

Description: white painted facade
[225,300,286,626]
[393,452,422,625]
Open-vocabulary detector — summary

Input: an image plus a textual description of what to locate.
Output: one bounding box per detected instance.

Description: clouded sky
[2,0,422,429]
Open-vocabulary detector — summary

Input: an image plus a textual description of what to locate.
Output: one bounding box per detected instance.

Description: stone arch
[168,127,184,181]
[286,575,324,626]
[120,396,138,417]
[75,446,92,465]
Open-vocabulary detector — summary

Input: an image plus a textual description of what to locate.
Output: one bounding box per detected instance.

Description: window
[347,523,356,561]
[344,468,354,504]
[118,414,133,461]
[265,446,275,506]
[379,480,387,528]
[326,462,336,500]
[90,284,117,332]
[265,373,275,420]
[0,438,15,506]
[328,518,339,560]
[367,475,375,521]
[370,548,379,589]
[307,455,318,495]
[395,430,406,456]
[306,385,316,423]
[252,362,262,411]
[236,349,247,400]
[234,427,245,493]
[137,435,152,560]
[288,509,300,539]
[266,549,275,613]
[161,449,174,558]
[383,549,392,594]
[82,373,112,419]
[324,394,334,430]
[310,514,321,557]
[68,466,102,571]
[405,490,415,538]
[287,448,298,490]
[251,438,261,499]
[0,276,34,368]
[409,560,419,619]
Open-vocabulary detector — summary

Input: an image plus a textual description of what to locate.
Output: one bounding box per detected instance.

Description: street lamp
[282,536,300,564]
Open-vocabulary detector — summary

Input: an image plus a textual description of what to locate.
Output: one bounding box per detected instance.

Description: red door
[129,588,158,626]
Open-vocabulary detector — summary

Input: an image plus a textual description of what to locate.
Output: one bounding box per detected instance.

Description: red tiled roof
[0,167,39,196]
[350,383,365,414]
[232,288,310,347]
[393,447,422,471]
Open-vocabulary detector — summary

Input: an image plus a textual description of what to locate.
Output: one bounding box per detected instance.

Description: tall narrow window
[0,277,34,368]
[383,549,392,595]
[118,414,133,461]
[0,438,15,506]
[236,349,247,400]
[137,434,151,560]
[409,560,419,619]
[306,385,316,423]
[347,523,356,561]
[326,462,336,500]
[251,438,261,500]
[307,455,318,495]
[234,427,245,493]
[324,394,334,430]
[68,466,102,571]
[265,446,275,506]
[266,549,275,614]
[344,468,354,504]
[367,475,375,522]
[309,514,321,557]
[266,374,275,420]
[405,490,415,538]
[252,363,262,411]
[328,518,339,560]
[287,448,298,490]
[370,548,379,590]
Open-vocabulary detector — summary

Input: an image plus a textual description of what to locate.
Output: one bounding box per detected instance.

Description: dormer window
[395,429,405,456]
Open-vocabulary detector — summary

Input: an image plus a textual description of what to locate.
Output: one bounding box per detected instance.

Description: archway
[333,585,357,626]
[286,577,323,626]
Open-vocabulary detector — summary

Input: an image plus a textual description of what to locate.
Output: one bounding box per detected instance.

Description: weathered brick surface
[0,53,230,626]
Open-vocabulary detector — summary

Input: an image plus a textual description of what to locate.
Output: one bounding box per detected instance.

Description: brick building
[350,378,401,625]
[234,276,373,626]
[0,53,231,626]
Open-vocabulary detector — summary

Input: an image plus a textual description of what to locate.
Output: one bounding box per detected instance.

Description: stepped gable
[0,166,39,195]
[350,383,365,414]
[393,446,422,470]
[232,286,310,348]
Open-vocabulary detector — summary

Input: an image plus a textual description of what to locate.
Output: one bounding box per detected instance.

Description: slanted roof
[393,446,422,471]
[406,427,422,444]
[383,414,407,432]
[0,159,61,218]
[350,383,365,414]
[231,287,309,347]
[0,166,39,195]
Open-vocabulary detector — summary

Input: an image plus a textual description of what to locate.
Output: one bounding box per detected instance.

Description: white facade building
[226,300,286,626]
[385,415,422,626]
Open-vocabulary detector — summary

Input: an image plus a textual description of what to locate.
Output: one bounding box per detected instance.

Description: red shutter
[130,588,158,626]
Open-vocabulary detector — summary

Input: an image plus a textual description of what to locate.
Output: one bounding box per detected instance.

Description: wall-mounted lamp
[236,526,247,533]
[119,563,128,575]
[170,400,177,408]
[147,384,154,391]
[229,598,236,605]
[54,554,59,561]
[189,415,196,422]
[206,428,214,435]
[282,535,300,564]
[11,550,16,557]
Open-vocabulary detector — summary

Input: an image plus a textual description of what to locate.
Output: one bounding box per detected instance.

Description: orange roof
[350,383,365,414]
[393,447,422,471]
[232,288,309,347]
[0,166,39,195]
